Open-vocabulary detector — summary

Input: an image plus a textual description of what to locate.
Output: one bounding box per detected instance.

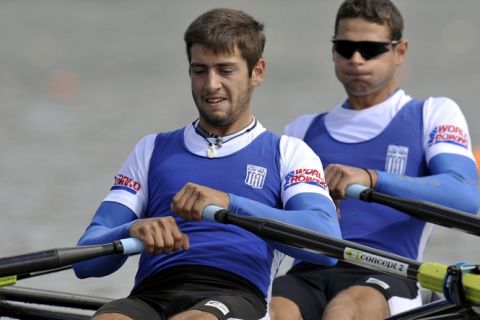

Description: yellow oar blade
[0,275,17,287]
[463,271,480,305]
[418,262,480,305]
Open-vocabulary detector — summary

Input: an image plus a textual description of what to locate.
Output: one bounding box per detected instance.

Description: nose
[349,50,365,64]
[205,70,222,92]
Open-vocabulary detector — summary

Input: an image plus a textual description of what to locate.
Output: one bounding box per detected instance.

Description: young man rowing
[73,8,341,320]
[270,0,479,319]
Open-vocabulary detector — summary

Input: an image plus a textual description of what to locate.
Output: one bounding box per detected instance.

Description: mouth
[346,71,370,79]
[204,96,227,105]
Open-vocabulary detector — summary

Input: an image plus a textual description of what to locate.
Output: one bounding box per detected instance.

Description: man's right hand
[129,217,190,254]
[325,163,377,200]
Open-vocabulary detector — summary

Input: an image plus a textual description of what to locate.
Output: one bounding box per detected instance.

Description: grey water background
[1,0,479,304]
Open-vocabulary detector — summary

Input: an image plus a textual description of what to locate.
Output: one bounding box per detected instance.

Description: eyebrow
[190,62,238,68]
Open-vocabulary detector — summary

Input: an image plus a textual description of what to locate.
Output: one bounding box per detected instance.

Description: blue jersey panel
[304,99,428,259]
[136,128,282,297]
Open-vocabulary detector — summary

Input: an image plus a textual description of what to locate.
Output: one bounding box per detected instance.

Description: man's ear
[395,39,408,66]
[251,58,266,86]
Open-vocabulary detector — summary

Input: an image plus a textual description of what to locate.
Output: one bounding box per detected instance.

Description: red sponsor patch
[111,174,141,194]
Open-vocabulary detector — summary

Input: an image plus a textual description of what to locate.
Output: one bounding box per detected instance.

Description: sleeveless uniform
[304,98,428,259]
[273,89,477,318]
[78,119,339,319]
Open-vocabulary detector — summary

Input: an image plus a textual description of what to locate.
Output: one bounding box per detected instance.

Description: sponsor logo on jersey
[204,300,229,315]
[245,165,267,189]
[428,125,469,148]
[284,168,327,191]
[111,174,141,194]
[385,145,409,175]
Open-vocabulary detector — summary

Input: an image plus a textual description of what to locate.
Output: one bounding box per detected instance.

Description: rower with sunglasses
[270,1,479,320]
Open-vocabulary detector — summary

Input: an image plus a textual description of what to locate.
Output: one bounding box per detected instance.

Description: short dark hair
[334,0,404,41]
[184,8,265,75]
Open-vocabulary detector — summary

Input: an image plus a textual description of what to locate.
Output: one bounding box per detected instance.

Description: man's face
[189,44,264,135]
[333,18,406,100]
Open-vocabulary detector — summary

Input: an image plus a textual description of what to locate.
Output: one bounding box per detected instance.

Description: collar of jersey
[325,89,412,143]
[184,118,267,157]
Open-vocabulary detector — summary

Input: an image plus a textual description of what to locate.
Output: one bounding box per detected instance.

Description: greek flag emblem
[385,145,408,175]
[245,165,267,189]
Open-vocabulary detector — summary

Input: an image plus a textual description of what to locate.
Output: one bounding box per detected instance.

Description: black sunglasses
[331,39,399,60]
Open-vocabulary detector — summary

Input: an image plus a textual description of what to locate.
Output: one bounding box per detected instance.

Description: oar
[203,205,480,306]
[0,286,110,310]
[346,184,480,236]
[0,300,91,320]
[0,265,75,288]
[0,238,143,278]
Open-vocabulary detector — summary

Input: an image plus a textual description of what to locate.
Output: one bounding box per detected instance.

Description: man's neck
[347,86,399,110]
[199,115,254,137]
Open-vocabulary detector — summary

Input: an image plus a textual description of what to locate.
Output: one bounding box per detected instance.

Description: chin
[345,84,371,96]
[203,115,229,127]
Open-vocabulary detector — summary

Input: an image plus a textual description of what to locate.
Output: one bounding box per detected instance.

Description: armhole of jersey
[284,114,317,139]
[278,135,329,205]
[278,135,290,203]
[138,134,156,216]
[104,134,157,217]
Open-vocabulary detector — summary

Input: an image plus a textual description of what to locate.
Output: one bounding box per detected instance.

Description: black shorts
[95,265,266,320]
[272,261,419,320]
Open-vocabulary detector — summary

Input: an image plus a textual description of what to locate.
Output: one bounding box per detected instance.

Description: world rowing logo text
[284,168,327,190]
[111,174,141,195]
[428,125,469,148]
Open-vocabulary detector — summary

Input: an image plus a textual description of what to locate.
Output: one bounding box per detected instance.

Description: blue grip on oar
[202,205,224,221]
[119,238,144,255]
[345,184,369,199]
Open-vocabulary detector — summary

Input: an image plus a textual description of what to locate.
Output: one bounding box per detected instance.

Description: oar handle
[202,205,225,221]
[119,238,144,255]
[345,184,369,199]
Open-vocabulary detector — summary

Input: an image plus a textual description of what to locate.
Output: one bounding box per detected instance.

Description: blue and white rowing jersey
[285,89,476,261]
[103,119,335,298]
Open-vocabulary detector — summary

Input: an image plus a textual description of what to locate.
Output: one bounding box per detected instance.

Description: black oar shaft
[360,189,480,236]
[0,286,110,310]
[0,242,121,277]
[216,210,421,280]
[16,265,73,281]
[207,206,480,306]
[0,301,90,320]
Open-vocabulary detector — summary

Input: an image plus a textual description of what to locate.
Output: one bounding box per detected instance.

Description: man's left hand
[171,182,230,220]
